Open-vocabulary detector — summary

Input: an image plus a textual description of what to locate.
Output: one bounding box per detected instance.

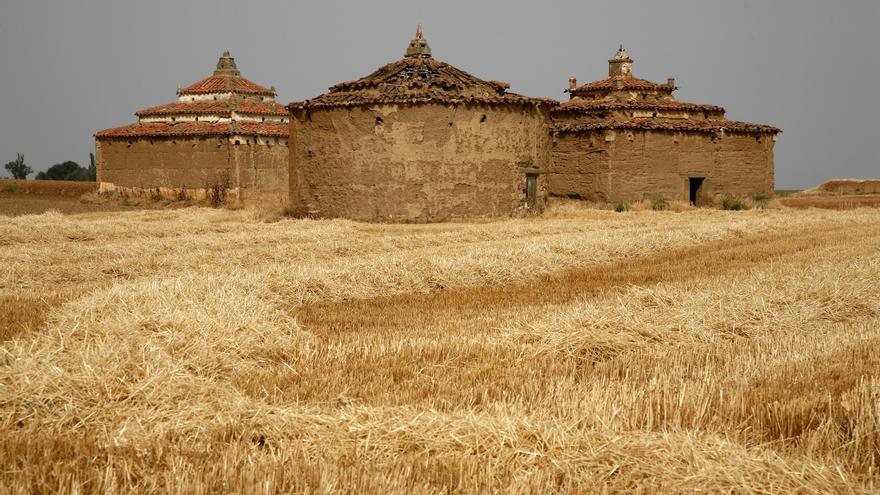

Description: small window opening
[375,116,383,126]
[689,177,705,206]
[480,114,487,123]
[235,139,241,145]
[755,135,761,143]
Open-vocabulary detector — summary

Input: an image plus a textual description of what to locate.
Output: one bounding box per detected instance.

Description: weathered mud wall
[291,103,551,222]
[96,138,288,204]
[549,130,774,202]
[231,141,289,207]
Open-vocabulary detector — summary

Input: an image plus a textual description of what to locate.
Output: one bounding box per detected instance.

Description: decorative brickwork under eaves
[290,29,557,110]
[554,99,725,114]
[136,100,287,118]
[95,121,288,139]
[552,118,780,135]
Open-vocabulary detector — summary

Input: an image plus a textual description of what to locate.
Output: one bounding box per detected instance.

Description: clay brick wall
[291,103,551,222]
[548,130,774,202]
[96,138,288,205]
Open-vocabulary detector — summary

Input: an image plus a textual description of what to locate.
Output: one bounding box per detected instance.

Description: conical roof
[178,51,276,97]
[96,52,286,139]
[292,27,556,109]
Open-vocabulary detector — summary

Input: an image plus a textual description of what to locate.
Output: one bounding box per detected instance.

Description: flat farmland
[1,204,879,493]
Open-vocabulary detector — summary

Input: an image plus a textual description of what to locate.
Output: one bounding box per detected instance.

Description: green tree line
[3,153,97,181]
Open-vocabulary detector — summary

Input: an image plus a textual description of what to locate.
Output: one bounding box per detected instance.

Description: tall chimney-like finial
[405,24,432,58]
[609,46,634,78]
[214,50,240,76]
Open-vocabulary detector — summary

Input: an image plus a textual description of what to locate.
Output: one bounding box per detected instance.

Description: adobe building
[95,52,289,205]
[549,47,780,205]
[287,27,557,222]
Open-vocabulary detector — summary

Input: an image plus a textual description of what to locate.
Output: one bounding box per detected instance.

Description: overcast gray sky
[1,0,877,188]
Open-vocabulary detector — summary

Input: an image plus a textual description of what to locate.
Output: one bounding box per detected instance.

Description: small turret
[214,50,241,77]
[608,45,633,78]
[405,24,432,58]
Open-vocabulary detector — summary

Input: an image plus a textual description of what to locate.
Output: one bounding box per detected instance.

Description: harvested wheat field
[1,203,879,493]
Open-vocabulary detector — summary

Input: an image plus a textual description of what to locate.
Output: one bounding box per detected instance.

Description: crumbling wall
[232,140,289,207]
[549,130,774,202]
[96,138,232,190]
[96,137,288,206]
[291,103,551,221]
[548,133,610,201]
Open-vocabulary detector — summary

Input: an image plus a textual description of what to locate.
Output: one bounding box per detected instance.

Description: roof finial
[609,45,634,77]
[214,50,240,76]
[405,24,432,58]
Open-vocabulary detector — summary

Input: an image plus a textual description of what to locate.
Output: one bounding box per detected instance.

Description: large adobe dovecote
[549,47,779,204]
[288,27,556,222]
[95,52,289,206]
[92,35,781,218]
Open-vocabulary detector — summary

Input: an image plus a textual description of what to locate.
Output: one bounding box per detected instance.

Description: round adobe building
[288,27,556,222]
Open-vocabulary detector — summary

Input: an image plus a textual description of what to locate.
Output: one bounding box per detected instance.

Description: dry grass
[780,195,880,209]
[801,178,880,196]
[1,203,880,493]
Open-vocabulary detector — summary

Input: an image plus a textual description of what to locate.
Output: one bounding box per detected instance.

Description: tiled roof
[292,57,557,109]
[95,121,288,139]
[552,118,780,135]
[178,75,275,96]
[554,99,725,114]
[571,77,675,94]
[136,100,287,117]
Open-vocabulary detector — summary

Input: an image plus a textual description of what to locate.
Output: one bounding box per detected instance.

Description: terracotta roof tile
[95,121,288,139]
[292,57,557,109]
[570,77,675,94]
[552,118,780,135]
[136,100,287,117]
[178,75,275,96]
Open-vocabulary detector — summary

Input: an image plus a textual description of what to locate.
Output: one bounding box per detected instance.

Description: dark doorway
[526,174,538,207]
[689,177,705,205]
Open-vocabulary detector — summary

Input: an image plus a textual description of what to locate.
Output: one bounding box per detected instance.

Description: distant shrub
[614,201,630,213]
[650,197,668,211]
[2,182,19,193]
[721,195,749,211]
[752,193,769,202]
[36,160,94,182]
